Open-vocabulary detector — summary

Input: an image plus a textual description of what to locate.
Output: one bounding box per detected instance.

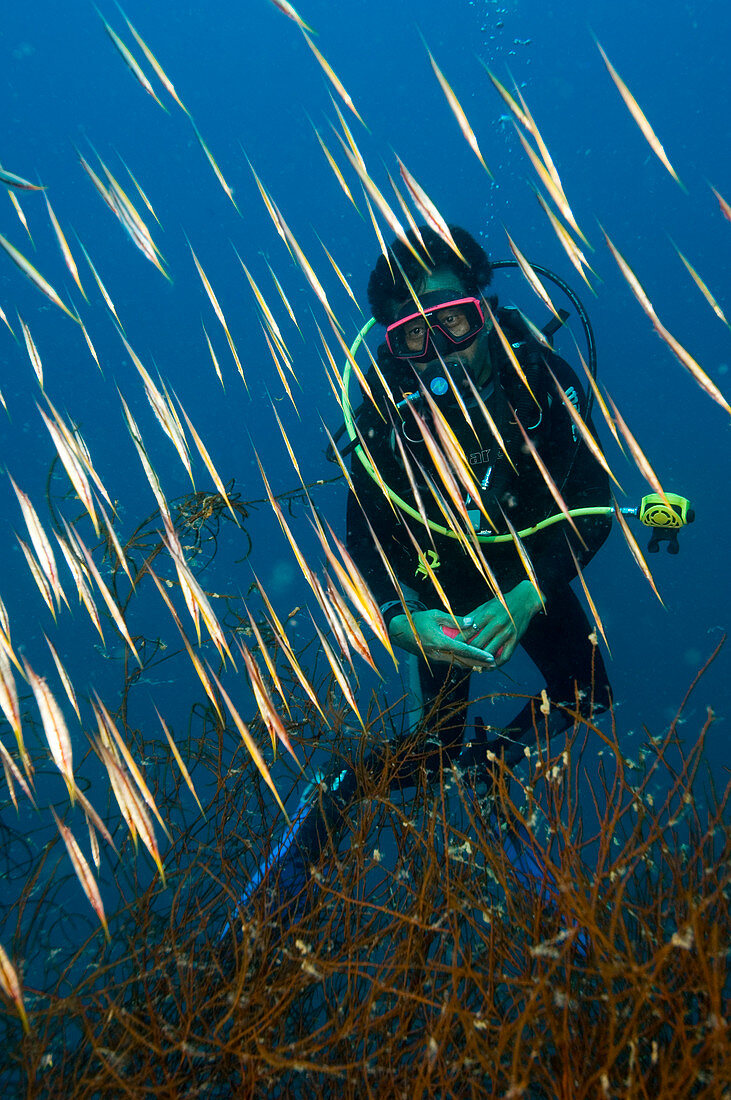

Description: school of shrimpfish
[0,0,728,1080]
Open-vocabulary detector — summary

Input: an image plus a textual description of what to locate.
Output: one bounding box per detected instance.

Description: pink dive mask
[385,293,486,362]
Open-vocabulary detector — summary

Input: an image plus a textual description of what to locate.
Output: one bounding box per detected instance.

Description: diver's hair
[366,225,493,325]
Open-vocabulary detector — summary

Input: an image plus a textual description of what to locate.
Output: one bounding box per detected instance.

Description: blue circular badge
[430,376,449,397]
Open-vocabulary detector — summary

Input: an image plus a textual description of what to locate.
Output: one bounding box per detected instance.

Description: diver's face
[393,269,492,381]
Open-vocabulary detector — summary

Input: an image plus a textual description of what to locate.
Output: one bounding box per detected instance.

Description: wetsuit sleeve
[523,356,612,603]
[345,449,424,614]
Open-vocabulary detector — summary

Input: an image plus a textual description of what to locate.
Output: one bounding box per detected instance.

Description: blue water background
[0,0,729,986]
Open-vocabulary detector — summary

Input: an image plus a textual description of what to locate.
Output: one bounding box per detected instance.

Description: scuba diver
[343,224,613,781]
[225,224,692,932]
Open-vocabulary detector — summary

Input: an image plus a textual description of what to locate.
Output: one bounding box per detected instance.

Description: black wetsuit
[342,308,612,790]
[255,313,614,911]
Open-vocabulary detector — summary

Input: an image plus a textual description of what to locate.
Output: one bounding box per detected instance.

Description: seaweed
[1,489,728,1098]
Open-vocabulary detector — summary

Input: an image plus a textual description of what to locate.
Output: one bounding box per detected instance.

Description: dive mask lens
[385,295,485,362]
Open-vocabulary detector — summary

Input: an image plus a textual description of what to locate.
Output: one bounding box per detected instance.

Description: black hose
[489,258,597,421]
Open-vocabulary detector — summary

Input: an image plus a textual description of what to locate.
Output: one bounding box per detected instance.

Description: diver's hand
[462,581,544,668]
[388,609,496,670]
